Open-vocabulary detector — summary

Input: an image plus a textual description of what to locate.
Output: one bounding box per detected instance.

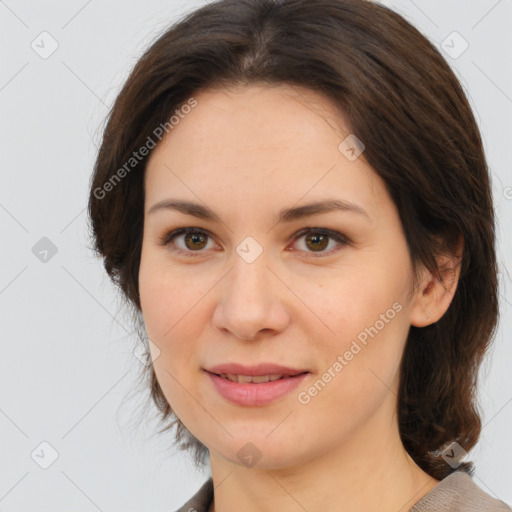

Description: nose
[212,251,290,341]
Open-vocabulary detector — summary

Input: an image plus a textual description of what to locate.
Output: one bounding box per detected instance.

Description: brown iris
[305,233,329,252]
[184,232,208,250]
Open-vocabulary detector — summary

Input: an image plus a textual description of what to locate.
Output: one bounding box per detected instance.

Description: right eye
[159,227,217,256]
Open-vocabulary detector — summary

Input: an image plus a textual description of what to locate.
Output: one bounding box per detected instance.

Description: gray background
[1,0,511,510]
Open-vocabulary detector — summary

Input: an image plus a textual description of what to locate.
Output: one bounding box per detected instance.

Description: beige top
[174,470,512,512]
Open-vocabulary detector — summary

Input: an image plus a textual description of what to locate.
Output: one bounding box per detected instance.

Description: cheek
[138,251,219,401]
[304,302,407,437]
[138,254,204,415]
[139,248,204,338]
[312,264,406,343]
[306,260,410,401]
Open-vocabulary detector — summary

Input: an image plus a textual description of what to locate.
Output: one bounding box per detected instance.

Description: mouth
[204,369,310,406]
[205,370,310,384]
[204,362,310,378]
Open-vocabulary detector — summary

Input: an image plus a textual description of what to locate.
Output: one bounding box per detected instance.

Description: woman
[88,0,511,510]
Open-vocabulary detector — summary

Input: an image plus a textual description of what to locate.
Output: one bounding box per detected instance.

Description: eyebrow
[147,198,369,223]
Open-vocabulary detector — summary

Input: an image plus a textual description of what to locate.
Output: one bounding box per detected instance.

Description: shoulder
[411,470,512,512]
[173,477,214,512]
[172,472,512,512]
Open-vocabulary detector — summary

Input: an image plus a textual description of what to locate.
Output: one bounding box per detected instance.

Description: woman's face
[139,83,426,468]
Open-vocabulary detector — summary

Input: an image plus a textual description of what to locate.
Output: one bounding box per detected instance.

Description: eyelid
[158,226,351,257]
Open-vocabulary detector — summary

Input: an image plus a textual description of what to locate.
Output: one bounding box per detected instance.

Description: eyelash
[158,226,350,258]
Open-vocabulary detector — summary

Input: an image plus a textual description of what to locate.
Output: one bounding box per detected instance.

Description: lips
[217,373,295,383]
[204,362,309,377]
[205,370,310,406]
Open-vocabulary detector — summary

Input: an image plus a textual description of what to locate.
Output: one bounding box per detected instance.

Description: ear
[409,234,463,327]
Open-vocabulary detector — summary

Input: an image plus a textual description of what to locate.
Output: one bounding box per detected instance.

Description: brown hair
[88,0,499,479]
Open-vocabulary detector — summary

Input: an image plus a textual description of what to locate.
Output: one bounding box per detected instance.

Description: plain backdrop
[1,0,511,510]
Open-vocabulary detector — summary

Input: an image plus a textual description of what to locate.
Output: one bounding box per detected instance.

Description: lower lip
[204,371,309,406]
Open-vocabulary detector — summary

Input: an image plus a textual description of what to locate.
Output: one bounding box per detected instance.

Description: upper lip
[204,363,310,376]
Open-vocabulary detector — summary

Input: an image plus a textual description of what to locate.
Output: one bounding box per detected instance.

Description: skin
[138,83,461,512]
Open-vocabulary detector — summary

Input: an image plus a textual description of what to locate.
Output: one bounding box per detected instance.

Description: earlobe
[409,267,437,328]
[409,236,463,328]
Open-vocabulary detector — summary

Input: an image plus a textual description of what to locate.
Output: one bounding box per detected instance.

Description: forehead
[144,84,389,221]
[150,83,347,158]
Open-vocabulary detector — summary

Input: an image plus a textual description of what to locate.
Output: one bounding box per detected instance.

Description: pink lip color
[205,370,309,406]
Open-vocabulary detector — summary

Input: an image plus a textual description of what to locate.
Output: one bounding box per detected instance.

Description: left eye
[159,227,349,257]
[292,228,349,256]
